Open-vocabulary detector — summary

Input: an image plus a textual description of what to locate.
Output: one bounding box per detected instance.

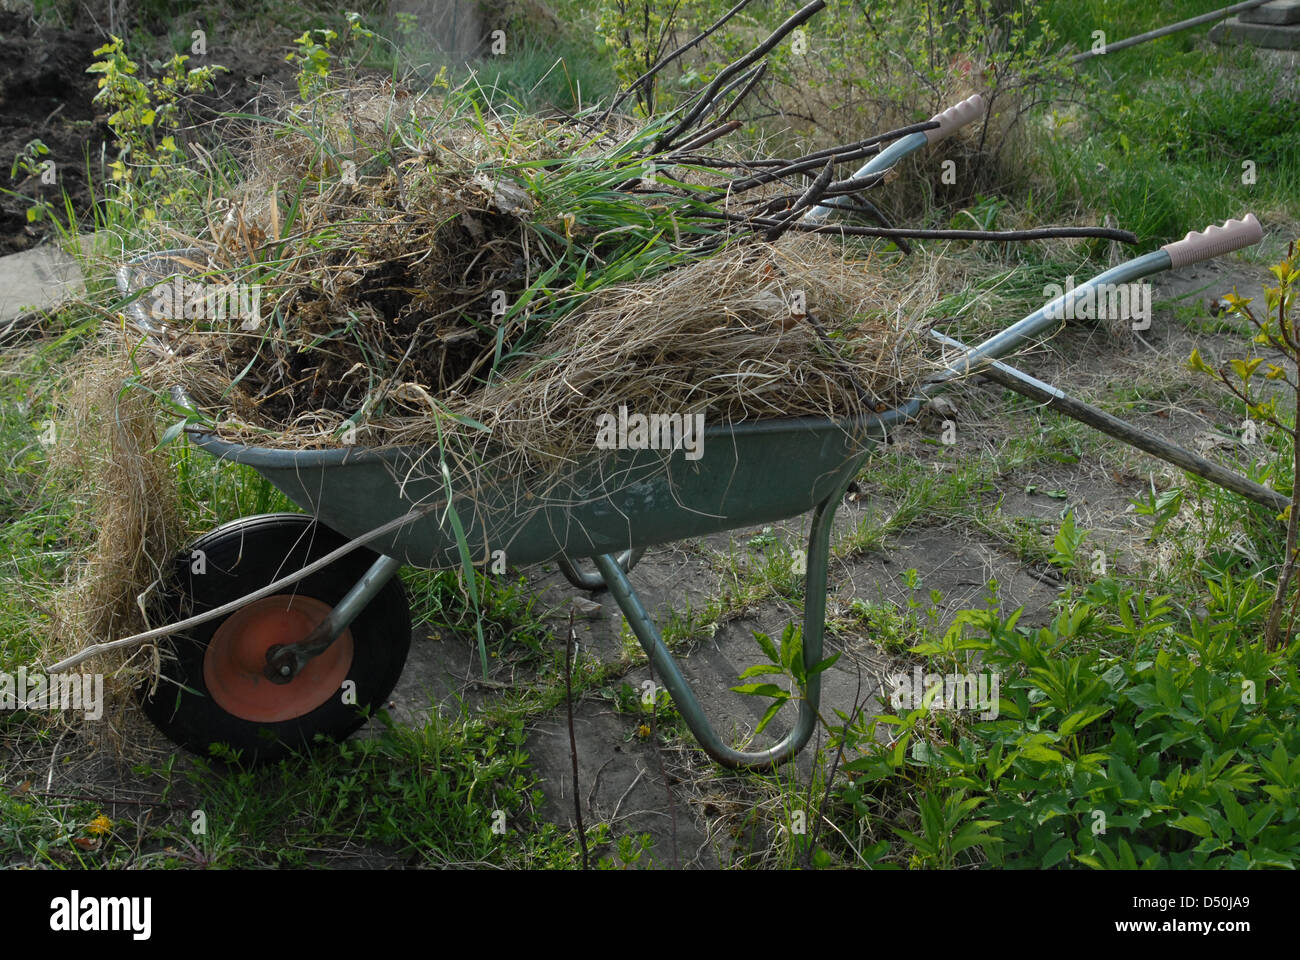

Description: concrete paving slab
[0,242,85,328]
[1210,16,1300,48]
[1242,1,1300,25]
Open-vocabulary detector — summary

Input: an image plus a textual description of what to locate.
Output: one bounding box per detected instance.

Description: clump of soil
[0,9,299,253]
[0,9,105,253]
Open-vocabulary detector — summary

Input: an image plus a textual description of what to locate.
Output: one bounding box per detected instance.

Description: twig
[790,118,940,168]
[692,61,766,129]
[45,725,71,792]
[712,61,768,125]
[606,0,760,118]
[609,767,647,824]
[808,653,865,865]
[830,196,910,253]
[27,790,187,810]
[565,611,589,869]
[700,211,1139,244]
[669,119,743,157]
[657,0,827,150]
[587,755,618,815]
[615,120,743,191]
[711,146,885,200]
[765,158,835,242]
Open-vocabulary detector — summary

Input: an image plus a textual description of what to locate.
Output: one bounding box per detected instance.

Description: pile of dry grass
[122,233,931,476]
[452,235,924,472]
[120,77,938,469]
[174,83,562,426]
[45,350,185,747]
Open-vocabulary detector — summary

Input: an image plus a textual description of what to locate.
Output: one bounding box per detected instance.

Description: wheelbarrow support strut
[264,552,406,683]
[595,480,850,771]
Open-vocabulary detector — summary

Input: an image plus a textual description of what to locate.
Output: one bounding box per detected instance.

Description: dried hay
[451,235,924,472]
[122,80,934,471]
[44,349,184,751]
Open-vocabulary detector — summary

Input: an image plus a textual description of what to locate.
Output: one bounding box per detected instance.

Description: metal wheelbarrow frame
[104,95,1270,769]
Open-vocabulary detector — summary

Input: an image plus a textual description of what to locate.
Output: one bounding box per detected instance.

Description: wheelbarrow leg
[593,492,841,770]
[557,548,644,592]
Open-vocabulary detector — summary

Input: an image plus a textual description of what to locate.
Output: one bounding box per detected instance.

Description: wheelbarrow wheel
[140,513,411,762]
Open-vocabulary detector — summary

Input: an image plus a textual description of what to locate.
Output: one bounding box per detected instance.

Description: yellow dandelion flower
[87,814,113,836]
[636,723,651,739]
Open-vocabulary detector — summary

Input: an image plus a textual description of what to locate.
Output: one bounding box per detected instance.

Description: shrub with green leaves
[7,138,54,224]
[86,36,224,214]
[826,572,1300,868]
[596,0,712,115]
[1189,243,1300,650]
[576,0,1075,203]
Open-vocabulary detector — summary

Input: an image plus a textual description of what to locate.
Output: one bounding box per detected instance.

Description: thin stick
[695,117,938,204]
[830,196,910,253]
[765,158,835,242]
[787,118,940,169]
[28,790,187,810]
[691,61,766,128]
[657,0,826,150]
[701,210,1139,244]
[565,610,589,869]
[616,119,743,190]
[46,500,439,673]
[669,119,743,156]
[709,145,884,201]
[808,655,864,865]
[702,116,945,201]
[712,61,768,125]
[609,768,646,824]
[606,0,759,117]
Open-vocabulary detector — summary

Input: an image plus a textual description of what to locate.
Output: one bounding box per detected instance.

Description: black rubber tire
[140,513,411,762]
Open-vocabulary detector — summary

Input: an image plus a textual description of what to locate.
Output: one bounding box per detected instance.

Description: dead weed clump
[120,79,936,470]
[45,350,185,732]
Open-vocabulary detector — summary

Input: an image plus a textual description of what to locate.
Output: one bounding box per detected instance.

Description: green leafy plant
[731,622,840,735]
[826,576,1300,869]
[597,832,656,869]
[1130,485,1184,539]
[1188,242,1300,649]
[894,788,1002,869]
[287,28,339,100]
[85,36,223,212]
[286,13,386,100]
[1049,509,1087,573]
[8,138,54,223]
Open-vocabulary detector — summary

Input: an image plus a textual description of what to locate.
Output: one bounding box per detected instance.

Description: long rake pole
[1069,0,1271,64]
[929,331,1290,515]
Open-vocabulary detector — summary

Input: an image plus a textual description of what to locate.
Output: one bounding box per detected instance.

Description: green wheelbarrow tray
[186,406,915,770]
[191,412,908,567]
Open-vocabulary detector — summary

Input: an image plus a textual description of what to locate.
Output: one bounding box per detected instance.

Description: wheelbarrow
[82,98,1271,769]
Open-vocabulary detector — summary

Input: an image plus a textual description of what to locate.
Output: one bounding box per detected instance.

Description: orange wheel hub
[204,595,354,722]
